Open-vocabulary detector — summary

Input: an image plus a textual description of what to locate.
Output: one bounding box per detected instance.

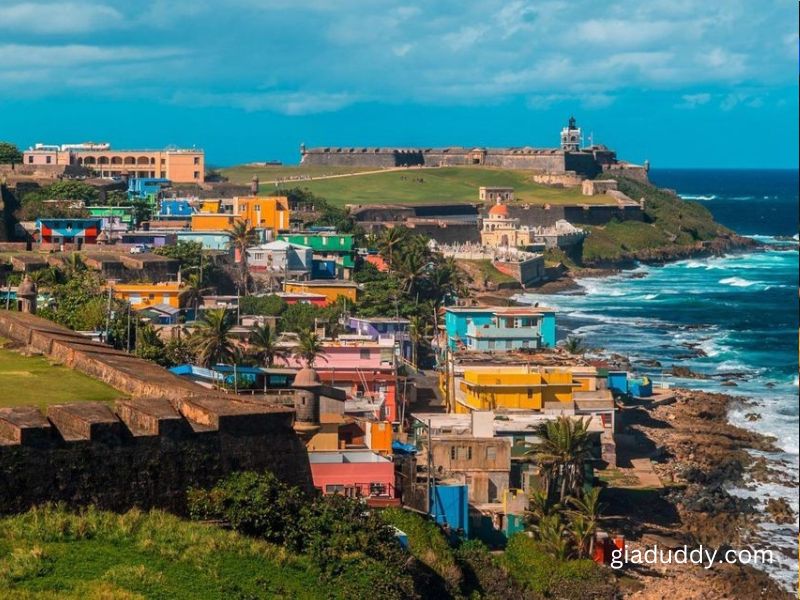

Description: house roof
[138,303,180,316]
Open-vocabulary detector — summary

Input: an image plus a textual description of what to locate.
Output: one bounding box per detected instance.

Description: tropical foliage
[248,323,285,367]
[188,308,236,367]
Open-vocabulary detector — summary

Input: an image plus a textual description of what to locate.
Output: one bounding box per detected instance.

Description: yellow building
[480,201,536,248]
[283,280,360,306]
[232,196,290,235]
[112,282,186,310]
[452,366,578,414]
[199,199,222,214]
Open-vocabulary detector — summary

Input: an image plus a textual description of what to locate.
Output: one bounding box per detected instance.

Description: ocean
[517,168,799,588]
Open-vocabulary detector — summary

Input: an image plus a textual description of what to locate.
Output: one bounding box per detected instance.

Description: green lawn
[0,338,121,409]
[0,506,327,599]
[219,164,379,184]
[263,166,591,207]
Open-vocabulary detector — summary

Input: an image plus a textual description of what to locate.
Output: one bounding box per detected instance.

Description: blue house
[128,178,171,201]
[443,307,556,351]
[159,198,195,218]
[348,316,412,360]
[176,231,232,251]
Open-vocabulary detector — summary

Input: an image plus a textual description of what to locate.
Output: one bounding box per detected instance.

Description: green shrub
[503,533,616,599]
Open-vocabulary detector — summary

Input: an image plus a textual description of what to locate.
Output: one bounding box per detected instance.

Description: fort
[0,310,312,514]
[300,117,650,181]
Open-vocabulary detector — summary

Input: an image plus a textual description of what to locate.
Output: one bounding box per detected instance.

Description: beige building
[23,142,204,183]
[479,186,514,203]
[480,201,535,248]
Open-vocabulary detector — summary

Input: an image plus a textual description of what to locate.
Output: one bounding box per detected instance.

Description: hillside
[580,177,753,267]
[221,165,594,207]
[0,506,333,599]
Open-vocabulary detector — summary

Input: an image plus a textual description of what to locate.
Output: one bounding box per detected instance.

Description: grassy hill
[0,506,333,599]
[220,165,593,207]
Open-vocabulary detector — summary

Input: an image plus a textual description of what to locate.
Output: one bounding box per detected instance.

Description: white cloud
[0,2,124,34]
[676,93,712,109]
[171,90,359,115]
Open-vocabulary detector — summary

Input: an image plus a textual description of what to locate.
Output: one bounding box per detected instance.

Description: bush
[239,294,287,316]
[455,539,527,600]
[503,533,616,599]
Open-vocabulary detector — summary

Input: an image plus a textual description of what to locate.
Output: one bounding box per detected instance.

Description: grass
[0,338,121,409]
[0,506,328,599]
[219,166,595,208]
[219,164,378,184]
[458,260,518,286]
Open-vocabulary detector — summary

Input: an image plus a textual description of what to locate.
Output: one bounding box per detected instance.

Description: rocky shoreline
[614,390,796,599]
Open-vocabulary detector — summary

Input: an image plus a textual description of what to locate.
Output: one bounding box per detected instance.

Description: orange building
[232,196,290,235]
[191,213,237,232]
[23,142,204,183]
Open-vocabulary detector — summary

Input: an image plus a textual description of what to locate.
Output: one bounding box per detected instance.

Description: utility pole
[104,285,113,345]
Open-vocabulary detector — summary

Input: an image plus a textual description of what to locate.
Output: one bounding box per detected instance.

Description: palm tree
[566,487,604,558]
[227,219,258,293]
[525,489,561,525]
[249,323,286,367]
[531,514,571,560]
[63,253,85,280]
[563,336,587,355]
[182,272,208,318]
[567,514,594,559]
[377,227,407,270]
[408,315,432,369]
[294,329,327,368]
[27,267,59,291]
[188,308,236,367]
[526,416,593,503]
[396,247,429,293]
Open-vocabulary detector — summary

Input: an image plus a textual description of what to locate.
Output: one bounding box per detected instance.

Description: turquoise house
[176,231,232,251]
[444,307,556,351]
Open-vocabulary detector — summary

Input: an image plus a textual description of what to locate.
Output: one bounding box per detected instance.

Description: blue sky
[1,1,797,168]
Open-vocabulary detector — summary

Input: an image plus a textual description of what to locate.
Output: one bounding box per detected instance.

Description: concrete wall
[508,203,644,227]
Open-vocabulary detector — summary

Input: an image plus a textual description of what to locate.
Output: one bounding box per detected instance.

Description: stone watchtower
[17,276,37,314]
[291,367,321,441]
[560,116,582,152]
[250,176,259,195]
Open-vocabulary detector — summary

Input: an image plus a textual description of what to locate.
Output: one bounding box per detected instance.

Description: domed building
[480,200,536,248]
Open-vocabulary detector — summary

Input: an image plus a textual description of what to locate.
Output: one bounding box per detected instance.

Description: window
[194,157,200,165]
[369,483,386,496]
[360,349,370,359]
[193,171,200,179]
[325,484,344,494]
[486,446,497,460]
[450,446,456,460]
[46,156,52,164]
[28,156,33,163]
[527,389,533,399]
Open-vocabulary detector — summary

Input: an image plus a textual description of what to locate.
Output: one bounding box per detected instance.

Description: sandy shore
[604,389,796,599]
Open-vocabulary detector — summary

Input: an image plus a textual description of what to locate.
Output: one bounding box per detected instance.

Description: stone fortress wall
[0,311,312,514]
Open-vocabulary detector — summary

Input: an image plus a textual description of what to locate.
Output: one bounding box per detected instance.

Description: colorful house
[453,366,577,414]
[348,316,411,361]
[112,281,186,310]
[86,206,134,230]
[444,307,556,351]
[308,450,398,506]
[127,178,171,201]
[274,291,328,306]
[175,231,232,251]
[159,198,195,218]
[191,213,237,232]
[232,196,290,235]
[278,233,356,278]
[283,280,360,306]
[36,218,103,245]
[246,240,313,276]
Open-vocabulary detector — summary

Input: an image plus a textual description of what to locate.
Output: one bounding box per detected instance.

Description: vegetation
[248,323,286,367]
[188,308,236,367]
[0,141,23,164]
[582,176,731,265]
[563,336,587,355]
[293,329,326,367]
[525,416,594,504]
[219,164,378,184]
[459,259,517,286]
[21,181,99,203]
[503,533,617,599]
[0,505,334,599]
[254,167,592,208]
[0,337,121,408]
[227,219,259,292]
[187,472,416,598]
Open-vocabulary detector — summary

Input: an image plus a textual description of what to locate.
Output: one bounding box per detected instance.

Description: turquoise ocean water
[518,169,799,587]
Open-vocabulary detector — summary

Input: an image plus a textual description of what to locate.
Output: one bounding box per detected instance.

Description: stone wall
[0,311,312,513]
[508,203,644,227]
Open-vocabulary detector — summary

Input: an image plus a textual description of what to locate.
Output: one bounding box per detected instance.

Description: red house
[308,450,399,507]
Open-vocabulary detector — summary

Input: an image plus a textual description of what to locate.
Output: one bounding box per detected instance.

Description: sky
[0,0,798,168]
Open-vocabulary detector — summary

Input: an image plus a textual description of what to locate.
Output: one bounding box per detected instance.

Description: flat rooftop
[308,450,390,464]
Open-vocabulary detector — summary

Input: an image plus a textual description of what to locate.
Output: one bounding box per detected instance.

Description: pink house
[308,450,398,506]
[276,338,395,371]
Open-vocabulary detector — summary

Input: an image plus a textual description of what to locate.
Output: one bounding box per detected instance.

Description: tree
[23,180,99,203]
[248,323,286,367]
[563,336,587,355]
[227,219,258,293]
[0,142,23,164]
[377,227,408,270]
[182,272,208,317]
[135,322,168,365]
[188,308,236,367]
[164,334,195,366]
[526,416,593,503]
[408,315,432,369]
[294,329,326,367]
[566,487,604,558]
[239,294,286,316]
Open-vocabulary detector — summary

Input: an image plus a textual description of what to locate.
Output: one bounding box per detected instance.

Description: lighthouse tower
[560,116,582,152]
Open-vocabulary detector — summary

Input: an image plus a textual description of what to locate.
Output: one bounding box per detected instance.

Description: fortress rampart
[0,311,312,514]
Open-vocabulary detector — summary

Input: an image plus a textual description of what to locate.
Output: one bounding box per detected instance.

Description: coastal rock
[765,498,796,525]
[670,365,708,379]
[744,412,761,422]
